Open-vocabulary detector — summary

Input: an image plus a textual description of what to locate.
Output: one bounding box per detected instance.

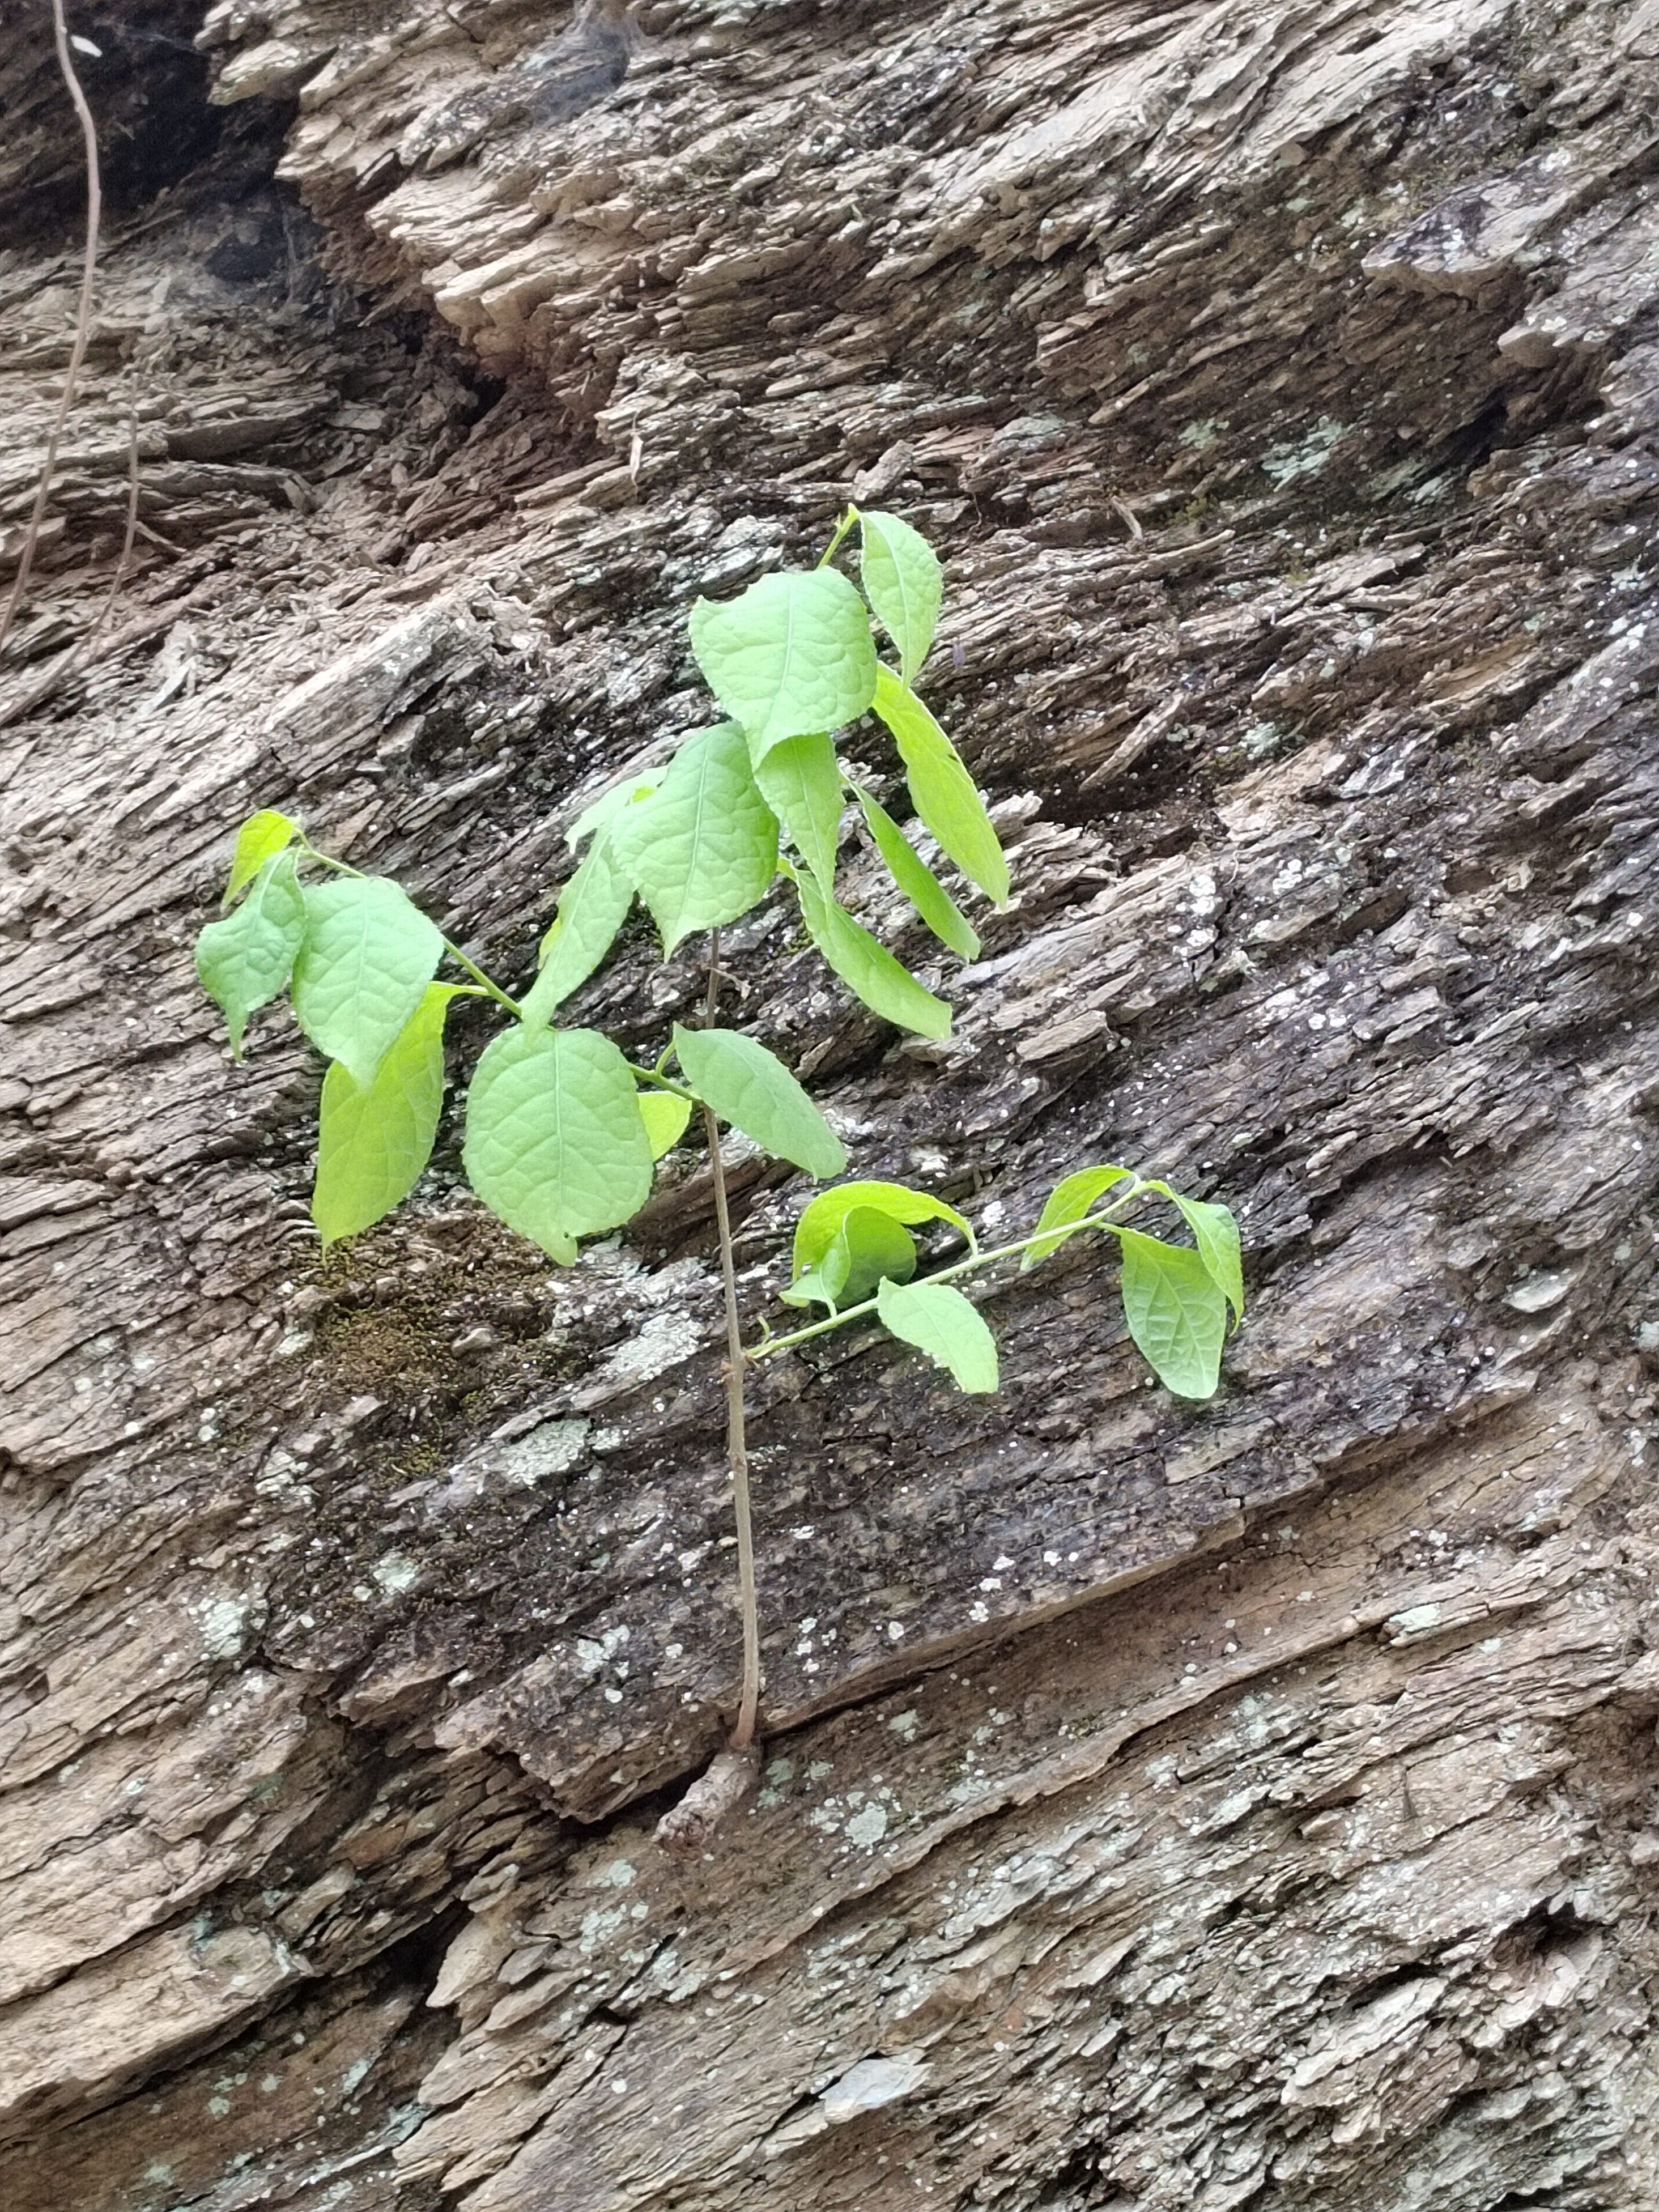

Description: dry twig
[0,0,104,661]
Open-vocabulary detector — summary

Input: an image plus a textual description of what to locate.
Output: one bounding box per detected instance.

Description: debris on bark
[652,1740,762,1859]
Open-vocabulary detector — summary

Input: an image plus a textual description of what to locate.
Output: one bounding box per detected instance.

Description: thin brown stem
[703,929,761,1750]
[0,0,102,662]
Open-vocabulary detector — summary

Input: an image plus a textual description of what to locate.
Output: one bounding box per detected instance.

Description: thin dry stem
[0,0,103,661]
[703,930,762,1752]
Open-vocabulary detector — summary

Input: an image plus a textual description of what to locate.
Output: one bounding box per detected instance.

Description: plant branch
[750,1182,1148,1360]
[703,928,762,1751]
[443,942,520,1016]
[816,505,858,569]
[0,0,102,662]
[630,1065,695,1100]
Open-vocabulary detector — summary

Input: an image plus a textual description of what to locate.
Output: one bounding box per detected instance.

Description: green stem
[297,837,522,1018]
[444,943,520,1019]
[631,1065,696,1101]
[816,505,859,569]
[749,1182,1146,1362]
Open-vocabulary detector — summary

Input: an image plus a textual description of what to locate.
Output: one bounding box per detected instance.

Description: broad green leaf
[521,833,634,1030]
[638,1088,694,1159]
[462,1025,653,1262]
[1116,1227,1228,1399]
[788,1179,971,1291]
[609,723,779,952]
[876,1277,999,1394]
[291,875,445,1091]
[858,509,942,684]
[671,1024,845,1180]
[871,665,1009,907]
[1148,1185,1245,1321]
[794,864,952,1040]
[856,786,980,960]
[223,809,298,908]
[1022,1164,1134,1271]
[784,1206,918,1310]
[312,984,455,1250]
[195,850,305,1056]
[754,731,844,889]
[689,569,878,759]
[567,771,659,850]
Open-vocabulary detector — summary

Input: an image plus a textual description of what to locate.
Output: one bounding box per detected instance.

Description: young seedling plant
[194,505,1244,1839]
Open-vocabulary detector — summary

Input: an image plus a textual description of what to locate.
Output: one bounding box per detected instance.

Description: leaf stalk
[749,1180,1148,1360]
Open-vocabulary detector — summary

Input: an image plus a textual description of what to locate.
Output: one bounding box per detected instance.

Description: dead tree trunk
[4,0,1659,2205]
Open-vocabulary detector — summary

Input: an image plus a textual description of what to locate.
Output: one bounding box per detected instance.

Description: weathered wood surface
[3,0,1659,2204]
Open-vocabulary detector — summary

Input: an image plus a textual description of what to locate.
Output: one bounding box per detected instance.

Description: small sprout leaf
[876,1277,998,1393]
[194,850,306,1056]
[754,731,844,890]
[1149,1185,1245,1321]
[291,875,445,1091]
[567,770,660,850]
[638,1088,695,1160]
[671,1024,846,1180]
[521,832,635,1029]
[858,509,943,684]
[462,1025,652,1262]
[690,569,877,759]
[871,665,1008,907]
[785,1179,969,1304]
[1116,1227,1228,1399]
[794,864,952,1039]
[609,722,779,952]
[1022,1164,1134,1271]
[855,786,980,959]
[312,984,456,1249]
[786,1205,919,1310]
[223,809,299,908]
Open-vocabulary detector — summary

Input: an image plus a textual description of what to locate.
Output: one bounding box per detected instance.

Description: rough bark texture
[5,0,1659,2205]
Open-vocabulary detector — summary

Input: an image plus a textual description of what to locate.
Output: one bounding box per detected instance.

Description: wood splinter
[654,1742,762,1860]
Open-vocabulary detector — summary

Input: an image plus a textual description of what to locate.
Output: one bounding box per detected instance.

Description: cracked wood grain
[3,0,1659,2205]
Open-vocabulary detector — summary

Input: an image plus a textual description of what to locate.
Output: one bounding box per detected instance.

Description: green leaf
[521,833,634,1030]
[671,1023,846,1180]
[609,722,779,952]
[462,1026,653,1262]
[871,665,1009,907]
[754,731,844,890]
[876,1277,999,1393]
[312,984,455,1250]
[1116,1227,1228,1399]
[794,863,952,1040]
[1148,1185,1246,1321]
[223,809,299,908]
[689,569,878,760]
[567,771,659,850]
[1022,1164,1134,1271]
[638,1088,694,1160]
[858,509,942,685]
[855,786,980,960]
[785,1206,918,1311]
[786,1179,971,1304]
[291,876,445,1091]
[194,850,306,1056]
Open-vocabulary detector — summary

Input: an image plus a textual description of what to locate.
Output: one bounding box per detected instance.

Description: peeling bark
[4,0,1659,2205]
